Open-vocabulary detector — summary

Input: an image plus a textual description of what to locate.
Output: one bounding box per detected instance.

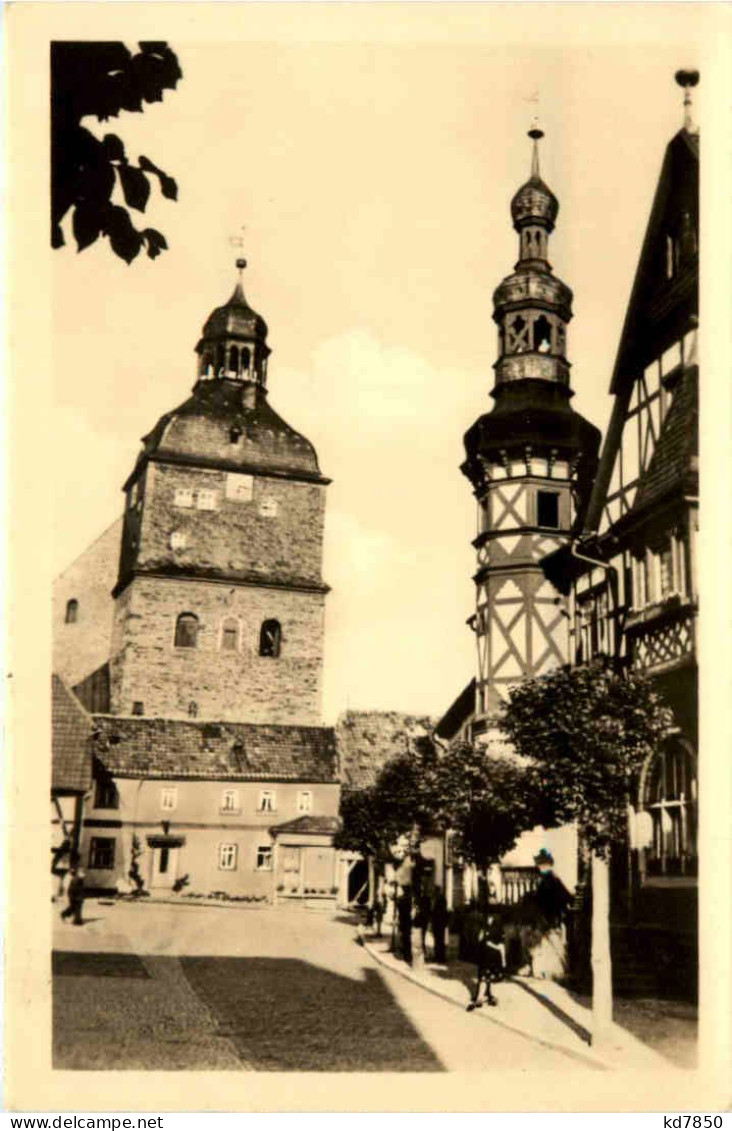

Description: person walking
[61,867,86,926]
[467,911,505,1011]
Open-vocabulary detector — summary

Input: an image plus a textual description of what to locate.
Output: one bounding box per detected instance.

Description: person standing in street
[467,911,505,1011]
[61,867,86,926]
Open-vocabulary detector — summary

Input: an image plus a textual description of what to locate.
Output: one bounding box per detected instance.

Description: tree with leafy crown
[500,658,672,1045]
[51,41,182,263]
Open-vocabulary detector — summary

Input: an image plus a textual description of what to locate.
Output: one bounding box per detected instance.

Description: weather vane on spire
[229,226,247,275]
[675,69,699,132]
[523,91,543,178]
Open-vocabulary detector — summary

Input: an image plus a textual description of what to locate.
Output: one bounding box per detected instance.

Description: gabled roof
[92,715,339,783]
[434,679,475,742]
[610,129,698,394]
[52,674,93,794]
[583,128,699,535]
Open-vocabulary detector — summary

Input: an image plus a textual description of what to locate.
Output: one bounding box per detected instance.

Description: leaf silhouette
[118,165,151,212]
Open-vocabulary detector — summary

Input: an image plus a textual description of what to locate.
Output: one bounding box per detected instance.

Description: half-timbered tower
[462,130,601,728]
[544,73,699,995]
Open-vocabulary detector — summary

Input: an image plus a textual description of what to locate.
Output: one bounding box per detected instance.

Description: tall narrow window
[65,599,79,624]
[258,790,276,813]
[533,315,552,354]
[221,618,239,652]
[241,347,251,372]
[259,619,281,658]
[229,346,239,375]
[659,542,674,598]
[175,613,198,649]
[219,843,238,871]
[537,491,560,529]
[94,776,119,810]
[643,742,697,877]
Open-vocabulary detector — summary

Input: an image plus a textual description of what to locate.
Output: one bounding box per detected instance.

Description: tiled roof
[633,366,698,514]
[52,674,93,793]
[92,715,339,783]
[270,815,341,836]
[336,710,432,791]
[434,679,476,742]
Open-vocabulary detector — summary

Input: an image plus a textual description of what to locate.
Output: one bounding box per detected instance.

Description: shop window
[221,618,239,652]
[537,491,560,529]
[94,776,119,810]
[256,846,273,871]
[258,790,276,813]
[643,742,697,877]
[88,837,116,870]
[175,613,198,649]
[219,843,238,871]
[65,599,79,624]
[259,619,281,658]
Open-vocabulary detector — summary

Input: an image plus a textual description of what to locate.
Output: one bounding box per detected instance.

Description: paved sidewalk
[362,932,677,1072]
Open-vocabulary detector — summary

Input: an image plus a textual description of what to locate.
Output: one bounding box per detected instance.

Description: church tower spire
[462,130,601,728]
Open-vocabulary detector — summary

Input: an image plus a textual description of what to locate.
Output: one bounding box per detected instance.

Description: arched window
[175,613,199,649]
[216,344,226,372]
[259,619,281,658]
[221,617,239,652]
[642,740,697,877]
[65,599,79,624]
[534,315,553,353]
[229,346,239,375]
[241,347,251,373]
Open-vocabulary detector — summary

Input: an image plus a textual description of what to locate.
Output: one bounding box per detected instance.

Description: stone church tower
[461,131,600,729]
[108,260,330,725]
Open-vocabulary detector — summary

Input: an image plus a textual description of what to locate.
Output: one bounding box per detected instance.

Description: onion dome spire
[194,257,270,387]
[510,127,559,244]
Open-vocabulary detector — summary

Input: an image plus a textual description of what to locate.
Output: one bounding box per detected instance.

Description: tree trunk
[591,851,613,1046]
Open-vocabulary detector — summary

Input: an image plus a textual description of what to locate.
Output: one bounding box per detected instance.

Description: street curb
[363,939,618,1072]
[106,897,271,911]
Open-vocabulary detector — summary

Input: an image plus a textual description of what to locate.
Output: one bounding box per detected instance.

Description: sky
[48,7,707,723]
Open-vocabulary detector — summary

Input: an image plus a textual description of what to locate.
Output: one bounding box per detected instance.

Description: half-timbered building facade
[543,74,699,994]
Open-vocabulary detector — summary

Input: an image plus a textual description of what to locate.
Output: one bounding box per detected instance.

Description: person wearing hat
[534,849,572,928]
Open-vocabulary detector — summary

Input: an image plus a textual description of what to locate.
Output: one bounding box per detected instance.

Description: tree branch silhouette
[51,41,182,263]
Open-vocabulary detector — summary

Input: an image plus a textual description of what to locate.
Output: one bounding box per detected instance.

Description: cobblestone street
[53,900,585,1071]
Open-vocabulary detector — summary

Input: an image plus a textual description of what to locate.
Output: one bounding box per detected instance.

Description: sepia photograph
[5,0,731,1115]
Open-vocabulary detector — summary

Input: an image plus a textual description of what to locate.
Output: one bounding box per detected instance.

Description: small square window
[297,791,312,814]
[219,843,237,871]
[221,789,239,813]
[132,701,144,716]
[197,489,218,511]
[258,790,276,813]
[161,788,177,811]
[259,499,279,518]
[174,488,194,508]
[89,837,116,870]
[537,491,560,529]
[256,846,273,871]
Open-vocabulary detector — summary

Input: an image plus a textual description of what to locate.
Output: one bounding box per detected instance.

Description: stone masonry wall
[53,517,123,687]
[109,574,325,724]
[130,462,326,587]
